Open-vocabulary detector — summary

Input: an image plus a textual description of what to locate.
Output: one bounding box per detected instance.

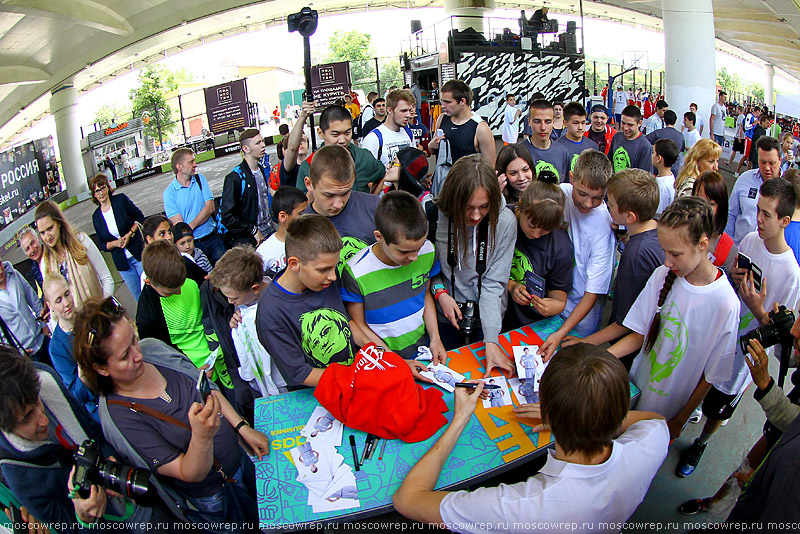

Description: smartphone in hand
[196,370,212,404]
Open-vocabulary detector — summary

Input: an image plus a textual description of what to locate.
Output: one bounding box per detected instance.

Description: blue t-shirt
[162,174,215,239]
[49,324,98,421]
[786,220,800,266]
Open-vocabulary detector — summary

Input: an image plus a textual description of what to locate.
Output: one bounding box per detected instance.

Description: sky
[15,7,799,145]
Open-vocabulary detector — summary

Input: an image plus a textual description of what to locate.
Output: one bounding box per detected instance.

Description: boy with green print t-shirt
[340,191,447,362]
[136,240,230,388]
[256,214,365,388]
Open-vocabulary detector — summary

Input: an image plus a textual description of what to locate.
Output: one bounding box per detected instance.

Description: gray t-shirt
[256,276,356,386]
[610,229,665,326]
[646,127,685,177]
[521,139,571,183]
[107,366,241,498]
[554,136,599,172]
[304,191,380,274]
[609,132,653,174]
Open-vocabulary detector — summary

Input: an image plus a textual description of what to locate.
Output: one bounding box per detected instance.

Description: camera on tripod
[72,439,157,507]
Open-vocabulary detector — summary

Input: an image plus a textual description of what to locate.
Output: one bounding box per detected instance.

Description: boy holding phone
[676,177,800,477]
[504,182,574,331]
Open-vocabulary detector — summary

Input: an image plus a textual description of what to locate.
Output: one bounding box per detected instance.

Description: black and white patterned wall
[457,52,585,135]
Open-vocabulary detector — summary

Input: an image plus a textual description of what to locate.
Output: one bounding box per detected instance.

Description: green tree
[93,103,132,127]
[324,30,379,93]
[716,67,742,95]
[129,64,180,143]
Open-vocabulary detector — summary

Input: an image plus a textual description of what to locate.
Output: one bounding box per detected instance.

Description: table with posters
[254,316,639,531]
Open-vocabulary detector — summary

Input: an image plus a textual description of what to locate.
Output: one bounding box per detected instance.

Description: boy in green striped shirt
[340,191,447,363]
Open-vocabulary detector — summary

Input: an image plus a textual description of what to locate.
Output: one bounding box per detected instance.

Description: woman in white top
[35,200,113,310]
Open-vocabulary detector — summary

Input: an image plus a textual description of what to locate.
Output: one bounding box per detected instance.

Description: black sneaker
[679,497,712,515]
[676,439,707,478]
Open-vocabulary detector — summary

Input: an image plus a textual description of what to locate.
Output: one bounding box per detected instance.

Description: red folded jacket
[314,343,449,442]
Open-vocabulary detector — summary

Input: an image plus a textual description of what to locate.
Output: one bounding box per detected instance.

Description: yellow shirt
[345,102,360,119]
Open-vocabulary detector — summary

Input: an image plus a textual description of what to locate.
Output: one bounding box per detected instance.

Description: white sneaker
[689,407,703,424]
[734,172,740,178]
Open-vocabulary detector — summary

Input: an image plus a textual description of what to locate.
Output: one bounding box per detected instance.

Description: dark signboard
[204,79,250,135]
[0,137,62,229]
[214,143,242,158]
[310,62,351,107]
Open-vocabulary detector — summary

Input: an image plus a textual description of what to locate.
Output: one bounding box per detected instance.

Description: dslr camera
[72,439,157,506]
[457,300,481,336]
[738,305,795,355]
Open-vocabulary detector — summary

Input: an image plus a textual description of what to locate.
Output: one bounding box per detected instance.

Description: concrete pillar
[661,0,716,138]
[50,84,88,198]
[443,0,494,33]
[765,64,774,110]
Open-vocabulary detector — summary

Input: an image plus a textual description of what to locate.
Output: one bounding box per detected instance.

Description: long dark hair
[496,144,535,204]
[434,154,502,260]
[643,197,715,353]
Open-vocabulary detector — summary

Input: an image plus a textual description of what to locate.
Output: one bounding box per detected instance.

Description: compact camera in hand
[457,300,481,336]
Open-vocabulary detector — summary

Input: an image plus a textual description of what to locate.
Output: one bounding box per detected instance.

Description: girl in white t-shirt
[609,196,739,439]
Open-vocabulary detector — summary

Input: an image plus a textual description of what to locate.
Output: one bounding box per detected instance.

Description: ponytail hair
[643,196,714,353]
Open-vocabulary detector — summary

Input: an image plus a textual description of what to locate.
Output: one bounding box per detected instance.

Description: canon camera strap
[446,217,489,302]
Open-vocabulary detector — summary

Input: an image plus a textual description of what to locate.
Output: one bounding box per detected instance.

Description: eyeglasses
[86,297,124,346]
[93,184,107,195]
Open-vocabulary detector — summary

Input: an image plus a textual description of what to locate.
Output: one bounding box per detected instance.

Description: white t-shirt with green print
[624,265,739,420]
[715,231,800,396]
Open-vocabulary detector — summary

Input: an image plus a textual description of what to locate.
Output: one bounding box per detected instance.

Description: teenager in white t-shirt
[610,197,739,440]
[361,88,416,166]
[256,186,308,275]
[675,179,800,477]
[540,150,615,360]
[393,344,669,534]
[502,94,522,145]
[683,112,701,150]
[650,139,679,217]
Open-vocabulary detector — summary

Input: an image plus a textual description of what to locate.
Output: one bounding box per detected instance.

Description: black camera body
[457,300,481,336]
[287,7,318,37]
[738,305,795,355]
[72,439,157,506]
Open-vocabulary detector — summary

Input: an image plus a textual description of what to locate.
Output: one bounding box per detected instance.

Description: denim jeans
[195,231,226,266]
[119,256,144,301]
[185,466,244,522]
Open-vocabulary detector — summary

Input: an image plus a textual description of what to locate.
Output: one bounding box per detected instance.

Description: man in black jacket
[221,129,271,248]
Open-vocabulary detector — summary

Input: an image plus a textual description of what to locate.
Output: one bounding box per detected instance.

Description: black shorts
[702,386,744,421]
[733,138,745,154]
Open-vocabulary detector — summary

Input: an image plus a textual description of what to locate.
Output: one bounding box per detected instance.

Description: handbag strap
[107,399,234,482]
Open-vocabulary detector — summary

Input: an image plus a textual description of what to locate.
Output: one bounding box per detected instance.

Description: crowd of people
[1,78,800,533]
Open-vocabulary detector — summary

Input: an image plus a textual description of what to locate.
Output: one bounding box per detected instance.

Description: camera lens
[100,460,158,507]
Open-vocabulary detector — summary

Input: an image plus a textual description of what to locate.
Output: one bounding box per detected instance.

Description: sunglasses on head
[86,297,124,346]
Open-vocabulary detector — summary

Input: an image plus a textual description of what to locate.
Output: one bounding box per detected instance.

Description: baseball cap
[590,104,608,116]
[172,222,194,242]
[396,147,429,196]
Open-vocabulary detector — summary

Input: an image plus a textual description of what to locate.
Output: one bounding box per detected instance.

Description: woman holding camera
[430,154,517,377]
[73,298,269,531]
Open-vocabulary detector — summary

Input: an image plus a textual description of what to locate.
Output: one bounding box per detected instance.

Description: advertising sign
[0,137,62,229]
[310,62,351,108]
[204,79,250,135]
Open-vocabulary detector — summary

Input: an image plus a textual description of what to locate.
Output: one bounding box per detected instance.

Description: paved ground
[23,138,774,531]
